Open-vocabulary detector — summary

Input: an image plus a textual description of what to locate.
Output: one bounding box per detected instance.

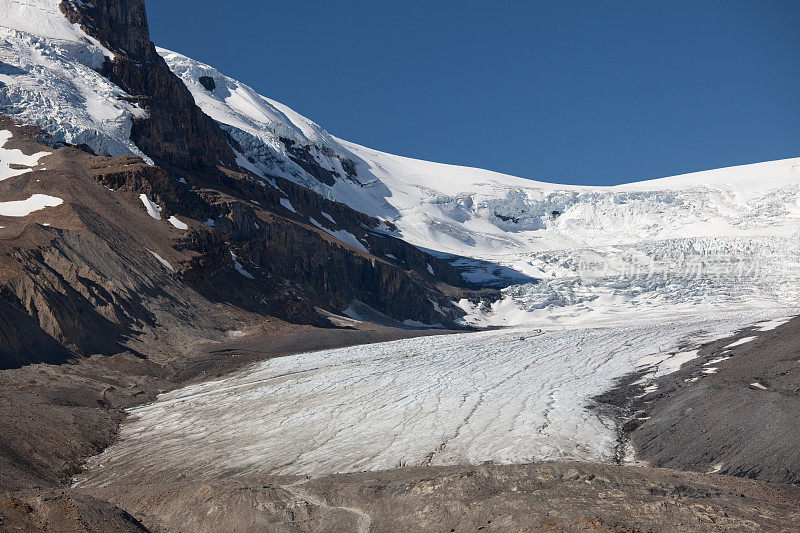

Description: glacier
[0,0,152,161]
[2,5,799,480]
[77,48,795,480]
[76,308,790,482]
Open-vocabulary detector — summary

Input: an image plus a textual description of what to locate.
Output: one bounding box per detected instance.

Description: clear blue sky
[147,1,800,186]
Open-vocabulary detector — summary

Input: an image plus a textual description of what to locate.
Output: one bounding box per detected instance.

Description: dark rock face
[0,120,474,368]
[59,0,238,172]
[620,319,800,485]
[280,137,339,186]
[199,75,216,91]
[83,153,473,326]
[0,296,73,369]
[277,137,361,186]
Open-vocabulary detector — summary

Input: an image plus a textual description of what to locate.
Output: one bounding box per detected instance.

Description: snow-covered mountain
[158,48,800,325]
[1,0,798,333]
[0,0,490,370]
[4,2,800,523]
[0,0,152,160]
[157,49,800,251]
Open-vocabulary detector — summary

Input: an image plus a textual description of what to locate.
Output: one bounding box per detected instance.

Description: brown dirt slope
[624,316,800,485]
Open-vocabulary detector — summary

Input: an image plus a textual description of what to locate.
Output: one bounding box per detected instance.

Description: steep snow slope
[159,48,800,325]
[0,0,151,160]
[158,49,800,248]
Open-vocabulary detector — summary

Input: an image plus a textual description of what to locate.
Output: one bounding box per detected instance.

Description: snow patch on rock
[138,194,161,220]
[0,130,50,180]
[309,217,370,254]
[167,215,187,230]
[279,197,296,213]
[230,252,254,280]
[0,193,62,216]
[147,249,175,273]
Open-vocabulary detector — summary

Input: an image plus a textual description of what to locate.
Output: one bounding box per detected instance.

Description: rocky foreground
[1,318,798,532]
[72,462,800,532]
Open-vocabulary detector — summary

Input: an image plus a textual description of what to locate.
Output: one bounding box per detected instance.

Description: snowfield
[0,129,50,180]
[0,193,62,216]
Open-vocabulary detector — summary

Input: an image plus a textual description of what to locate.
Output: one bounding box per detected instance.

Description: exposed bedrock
[59,0,238,172]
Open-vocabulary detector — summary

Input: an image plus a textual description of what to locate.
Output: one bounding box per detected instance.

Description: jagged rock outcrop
[59,0,238,172]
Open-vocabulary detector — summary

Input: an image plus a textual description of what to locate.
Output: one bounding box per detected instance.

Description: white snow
[157,48,349,194]
[158,47,800,329]
[0,0,112,56]
[755,317,792,332]
[320,211,336,224]
[0,193,62,216]
[4,34,798,484]
[147,249,174,273]
[724,336,757,349]
[638,349,701,378]
[279,197,296,213]
[750,382,768,390]
[230,252,254,280]
[0,130,50,180]
[139,194,161,220]
[0,9,153,162]
[429,299,446,316]
[167,215,187,230]
[309,217,370,253]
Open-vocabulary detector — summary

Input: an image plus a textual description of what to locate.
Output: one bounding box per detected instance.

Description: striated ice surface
[76,308,790,483]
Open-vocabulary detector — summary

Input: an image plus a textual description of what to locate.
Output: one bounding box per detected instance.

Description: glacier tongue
[76,307,787,482]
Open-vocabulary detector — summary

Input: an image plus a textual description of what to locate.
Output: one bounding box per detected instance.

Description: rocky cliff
[59,0,238,172]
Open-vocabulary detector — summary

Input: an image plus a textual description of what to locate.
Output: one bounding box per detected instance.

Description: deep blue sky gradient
[147,1,800,185]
